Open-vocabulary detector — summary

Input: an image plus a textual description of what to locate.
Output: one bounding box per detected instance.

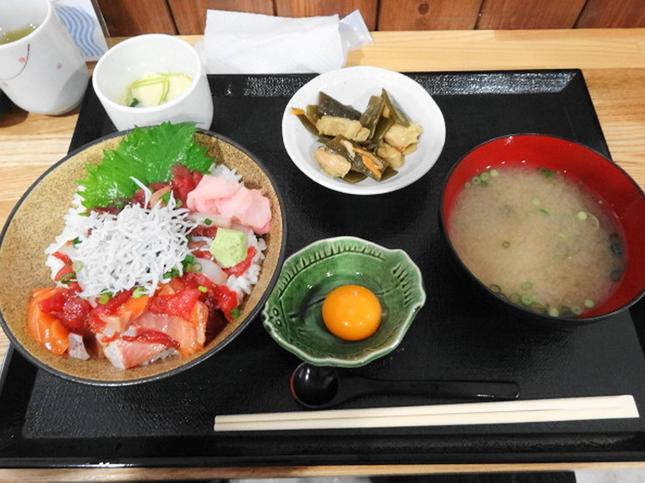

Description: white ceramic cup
[0,0,89,114]
[93,34,213,131]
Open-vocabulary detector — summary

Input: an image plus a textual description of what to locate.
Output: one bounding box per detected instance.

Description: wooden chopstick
[214,395,638,432]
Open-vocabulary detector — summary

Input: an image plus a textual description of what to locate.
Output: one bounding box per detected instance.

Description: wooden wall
[96,0,645,35]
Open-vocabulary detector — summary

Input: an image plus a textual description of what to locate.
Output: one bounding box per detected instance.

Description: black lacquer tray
[2,70,645,468]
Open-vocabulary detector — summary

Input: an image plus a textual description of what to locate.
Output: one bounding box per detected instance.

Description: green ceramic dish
[262,236,426,367]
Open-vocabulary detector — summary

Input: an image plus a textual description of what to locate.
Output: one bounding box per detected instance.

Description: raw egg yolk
[322,284,382,341]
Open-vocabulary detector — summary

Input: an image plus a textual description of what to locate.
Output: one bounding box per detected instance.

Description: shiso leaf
[78,122,213,209]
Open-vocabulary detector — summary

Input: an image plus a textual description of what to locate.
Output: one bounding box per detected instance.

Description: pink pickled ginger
[186,175,272,234]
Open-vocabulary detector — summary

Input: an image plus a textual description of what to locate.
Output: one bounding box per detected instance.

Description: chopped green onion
[480,172,491,182]
[186,263,202,273]
[490,169,499,177]
[539,208,549,216]
[72,237,81,247]
[163,267,181,279]
[472,176,481,185]
[176,200,183,208]
[521,281,533,290]
[610,269,623,282]
[509,293,521,304]
[132,286,148,298]
[584,299,595,309]
[72,261,83,272]
[538,167,555,178]
[548,307,560,317]
[489,284,502,294]
[576,211,588,221]
[59,272,76,284]
[560,306,573,317]
[531,302,546,314]
[531,198,541,206]
[98,292,113,304]
[197,285,208,293]
[572,305,583,315]
[230,308,241,319]
[520,294,533,305]
[204,218,213,226]
[182,255,195,271]
[502,241,511,248]
[129,98,140,107]
[480,180,489,187]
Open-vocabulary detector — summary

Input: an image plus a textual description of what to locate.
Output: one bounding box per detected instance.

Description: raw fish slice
[134,310,205,356]
[68,333,90,360]
[103,338,176,369]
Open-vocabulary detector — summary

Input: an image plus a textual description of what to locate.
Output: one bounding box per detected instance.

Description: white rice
[210,163,242,181]
[226,233,267,299]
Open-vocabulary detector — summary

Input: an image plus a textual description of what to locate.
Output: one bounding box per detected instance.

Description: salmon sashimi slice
[134,301,208,356]
[96,295,150,336]
[103,338,177,369]
[27,288,69,355]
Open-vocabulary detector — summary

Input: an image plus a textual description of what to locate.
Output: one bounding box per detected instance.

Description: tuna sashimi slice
[103,338,177,369]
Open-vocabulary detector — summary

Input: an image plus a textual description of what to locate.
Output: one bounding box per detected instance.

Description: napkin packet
[198,9,373,74]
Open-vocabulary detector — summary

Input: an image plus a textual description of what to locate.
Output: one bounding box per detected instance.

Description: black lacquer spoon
[289,362,520,409]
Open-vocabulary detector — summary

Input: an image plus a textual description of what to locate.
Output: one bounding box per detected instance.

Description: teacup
[0,0,89,115]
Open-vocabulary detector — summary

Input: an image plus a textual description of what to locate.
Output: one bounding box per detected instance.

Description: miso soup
[449,166,625,317]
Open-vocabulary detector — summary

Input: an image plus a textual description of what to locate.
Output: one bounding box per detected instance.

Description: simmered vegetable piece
[314,147,352,178]
[292,89,423,184]
[316,116,370,142]
[384,123,423,150]
[318,92,361,119]
[381,89,410,127]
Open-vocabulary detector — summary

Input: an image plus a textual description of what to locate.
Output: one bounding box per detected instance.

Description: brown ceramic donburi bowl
[0,130,286,385]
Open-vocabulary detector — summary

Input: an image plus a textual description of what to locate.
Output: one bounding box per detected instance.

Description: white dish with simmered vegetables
[282,66,446,195]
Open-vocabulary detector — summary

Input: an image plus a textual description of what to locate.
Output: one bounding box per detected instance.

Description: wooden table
[1,29,644,480]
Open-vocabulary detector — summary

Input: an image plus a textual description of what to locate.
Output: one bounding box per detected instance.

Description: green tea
[0,24,38,45]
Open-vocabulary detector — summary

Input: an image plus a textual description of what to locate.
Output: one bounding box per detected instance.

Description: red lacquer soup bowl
[440,134,645,324]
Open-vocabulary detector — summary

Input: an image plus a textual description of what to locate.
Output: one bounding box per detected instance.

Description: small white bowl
[281,66,446,195]
[93,34,213,131]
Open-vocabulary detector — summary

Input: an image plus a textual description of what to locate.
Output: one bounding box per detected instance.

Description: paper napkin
[199,9,372,74]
